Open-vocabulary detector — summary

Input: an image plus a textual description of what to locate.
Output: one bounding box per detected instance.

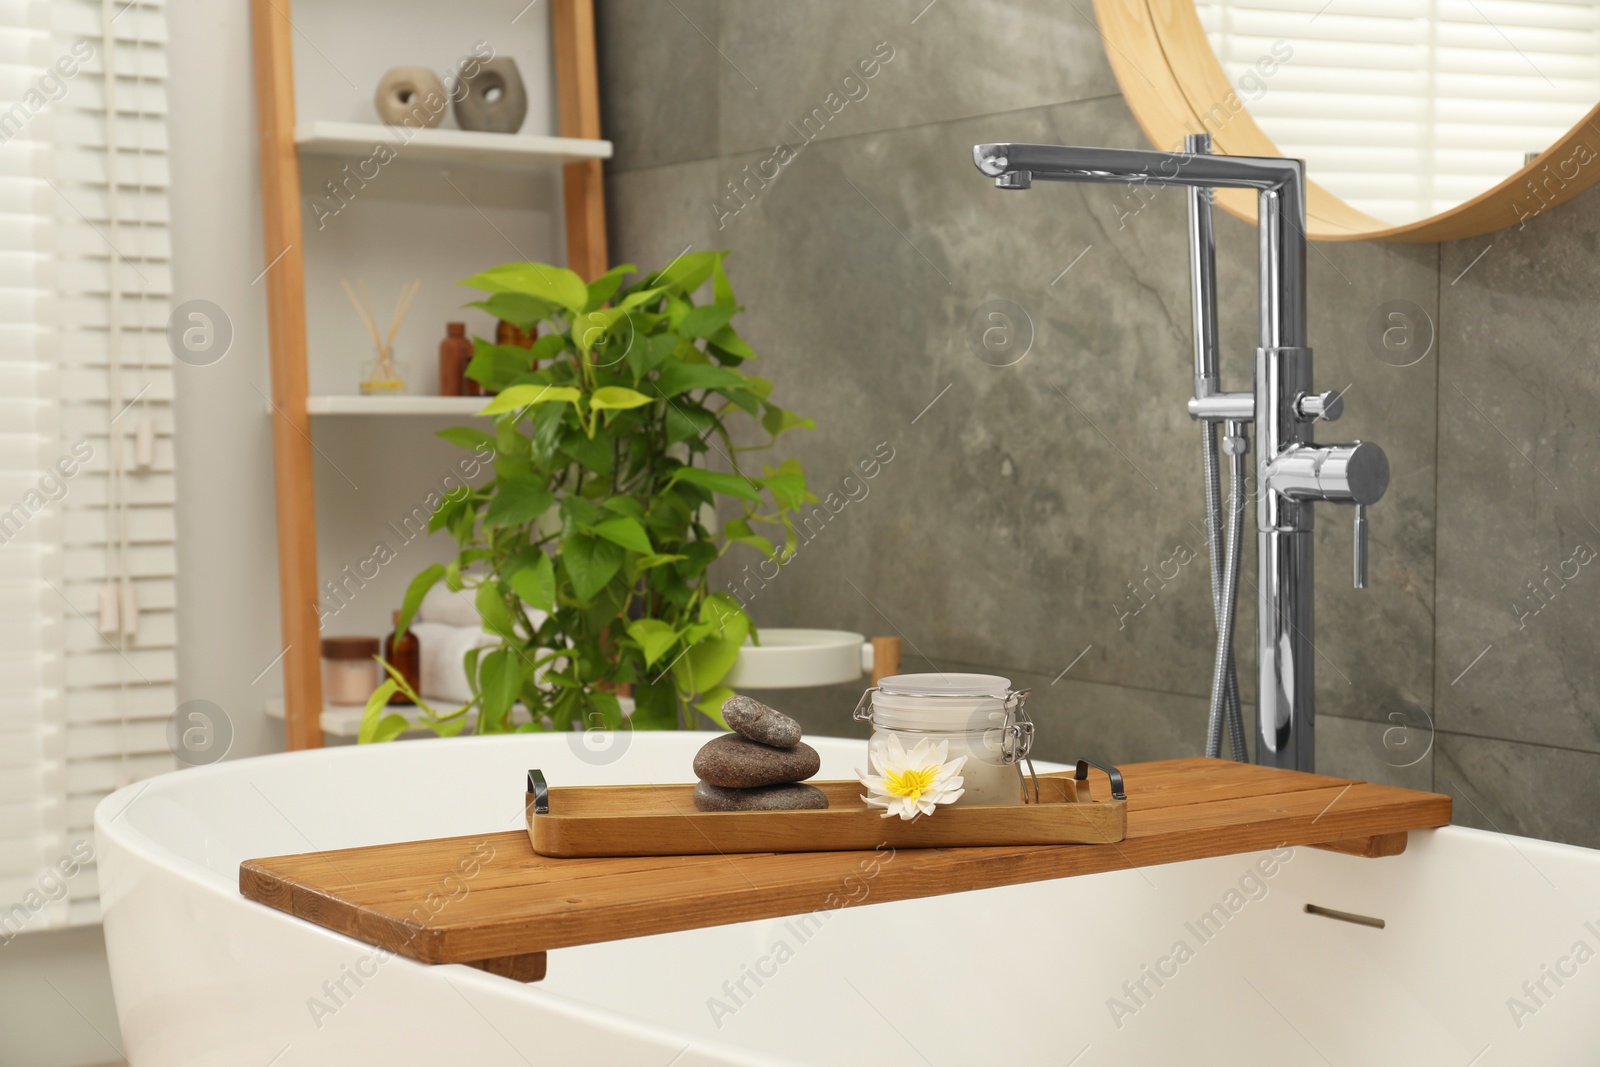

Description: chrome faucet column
[973,140,1389,772]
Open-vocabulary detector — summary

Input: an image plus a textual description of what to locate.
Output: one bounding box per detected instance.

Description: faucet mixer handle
[1294,389,1344,422]
[1353,505,1369,589]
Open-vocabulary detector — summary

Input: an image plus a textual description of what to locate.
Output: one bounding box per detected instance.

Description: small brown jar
[321,636,380,705]
[382,611,421,705]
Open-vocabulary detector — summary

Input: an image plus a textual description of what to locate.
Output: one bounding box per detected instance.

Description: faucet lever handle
[1353,504,1369,589]
[1294,389,1344,422]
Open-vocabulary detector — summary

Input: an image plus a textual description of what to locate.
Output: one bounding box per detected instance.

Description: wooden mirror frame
[1093,0,1600,241]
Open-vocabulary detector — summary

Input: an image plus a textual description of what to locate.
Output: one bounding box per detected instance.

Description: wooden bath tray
[238,758,1451,983]
[524,762,1127,857]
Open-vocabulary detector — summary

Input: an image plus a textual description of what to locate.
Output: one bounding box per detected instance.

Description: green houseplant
[360,252,814,743]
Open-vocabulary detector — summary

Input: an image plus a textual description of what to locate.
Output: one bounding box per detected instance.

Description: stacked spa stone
[692,696,829,812]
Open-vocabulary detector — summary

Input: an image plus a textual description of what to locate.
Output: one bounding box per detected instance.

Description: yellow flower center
[884,764,940,802]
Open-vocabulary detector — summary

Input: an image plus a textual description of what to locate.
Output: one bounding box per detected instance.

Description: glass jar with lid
[853,673,1036,806]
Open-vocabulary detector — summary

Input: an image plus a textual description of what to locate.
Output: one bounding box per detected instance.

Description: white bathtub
[97,732,1600,1066]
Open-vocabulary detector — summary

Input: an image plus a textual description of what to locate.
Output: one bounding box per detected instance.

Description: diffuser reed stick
[346,279,420,395]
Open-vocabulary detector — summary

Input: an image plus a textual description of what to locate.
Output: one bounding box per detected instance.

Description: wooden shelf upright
[249,0,610,749]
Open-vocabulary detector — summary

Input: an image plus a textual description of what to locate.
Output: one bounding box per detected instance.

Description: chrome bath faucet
[973,138,1389,772]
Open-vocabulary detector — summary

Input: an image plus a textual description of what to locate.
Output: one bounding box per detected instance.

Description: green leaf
[563,533,624,602]
[712,257,736,305]
[561,430,613,476]
[436,425,497,452]
[670,465,762,502]
[600,496,645,520]
[483,475,555,529]
[678,302,738,339]
[693,685,735,728]
[761,404,815,439]
[707,324,758,362]
[584,263,636,311]
[618,286,666,310]
[397,563,445,637]
[627,618,679,668]
[467,291,554,329]
[722,517,775,558]
[460,262,588,314]
[653,251,723,296]
[480,383,581,415]
[760,459,810,510]
[655,362,747,398]
[478,648,521,732]
[589,386,653,411]
[572,308,628,356]
[664,402,716,445]
[465,342,537,393]
[627,332,678,380]
[635,552,687,570]
[358,680,408,743]
[592,516,653,554]
[509,553,555,612]
[630,677,679,728]
[476,580,516,640]
[673,596,751,694]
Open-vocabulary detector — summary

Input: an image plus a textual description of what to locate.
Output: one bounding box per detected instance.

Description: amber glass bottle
[439,322,473,396]
[382,611,421,705]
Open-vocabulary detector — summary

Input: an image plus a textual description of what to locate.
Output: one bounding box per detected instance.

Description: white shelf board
[294,121,613,167]
[265,697,476,739]
[306,395,491,416]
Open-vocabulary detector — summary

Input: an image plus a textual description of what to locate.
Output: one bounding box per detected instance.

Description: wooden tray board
[528,772,1126,857]
[239,758,1451,979]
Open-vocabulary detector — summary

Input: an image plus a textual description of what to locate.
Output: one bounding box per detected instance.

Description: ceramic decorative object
[374,66,446,127]
[453,57,528,134]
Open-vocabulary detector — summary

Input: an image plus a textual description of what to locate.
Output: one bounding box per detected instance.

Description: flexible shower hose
[1203,420,1248,761]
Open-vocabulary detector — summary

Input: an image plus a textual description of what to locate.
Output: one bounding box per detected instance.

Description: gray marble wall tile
[606,157,722,273]
[596,0,721,172]
[600,0,1600,848]
[713,0,1118,160]
[1436,184,1600,754]
[1315,714,1433,792]
[1437,732,1600,850]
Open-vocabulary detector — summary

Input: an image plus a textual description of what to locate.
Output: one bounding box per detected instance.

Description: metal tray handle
[1074,759,1127,800]
[526,769,549,815]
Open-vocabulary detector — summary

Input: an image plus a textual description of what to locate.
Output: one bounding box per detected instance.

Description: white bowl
[723,628,866,689]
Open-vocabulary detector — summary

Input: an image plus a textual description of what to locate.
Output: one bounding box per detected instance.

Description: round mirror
[1096,0,1600,240]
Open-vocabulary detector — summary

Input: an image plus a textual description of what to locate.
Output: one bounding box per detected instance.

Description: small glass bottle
[382,611,421,705]
[439,322,473,397]
[853,673,1035,806]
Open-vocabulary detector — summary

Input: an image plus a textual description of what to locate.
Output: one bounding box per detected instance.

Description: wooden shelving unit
[250,0,609,750]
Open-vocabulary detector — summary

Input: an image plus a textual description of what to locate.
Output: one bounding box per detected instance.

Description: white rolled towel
[412,622,498,704]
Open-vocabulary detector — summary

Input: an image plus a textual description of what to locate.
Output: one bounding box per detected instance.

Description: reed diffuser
[345,278,421,395]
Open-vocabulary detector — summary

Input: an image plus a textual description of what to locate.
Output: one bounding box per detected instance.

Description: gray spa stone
[692,734,820,788]
[722,695,803,748]
[693,780,829,812]
[454,57,528,134]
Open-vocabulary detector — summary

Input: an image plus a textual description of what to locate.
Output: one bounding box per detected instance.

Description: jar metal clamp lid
[853,673,1041,802]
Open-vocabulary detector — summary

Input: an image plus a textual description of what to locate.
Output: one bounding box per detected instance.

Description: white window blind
[1194,0,1600,224]
[0,0,175,937]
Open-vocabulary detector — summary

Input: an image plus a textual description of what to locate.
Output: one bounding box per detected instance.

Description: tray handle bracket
[1074,759,1127,801]
[527,769,550,814]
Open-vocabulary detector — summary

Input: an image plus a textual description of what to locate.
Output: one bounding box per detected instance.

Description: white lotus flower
[858,734,966,820]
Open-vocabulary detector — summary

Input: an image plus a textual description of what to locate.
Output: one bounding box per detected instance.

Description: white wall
[3,1,570,1062]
